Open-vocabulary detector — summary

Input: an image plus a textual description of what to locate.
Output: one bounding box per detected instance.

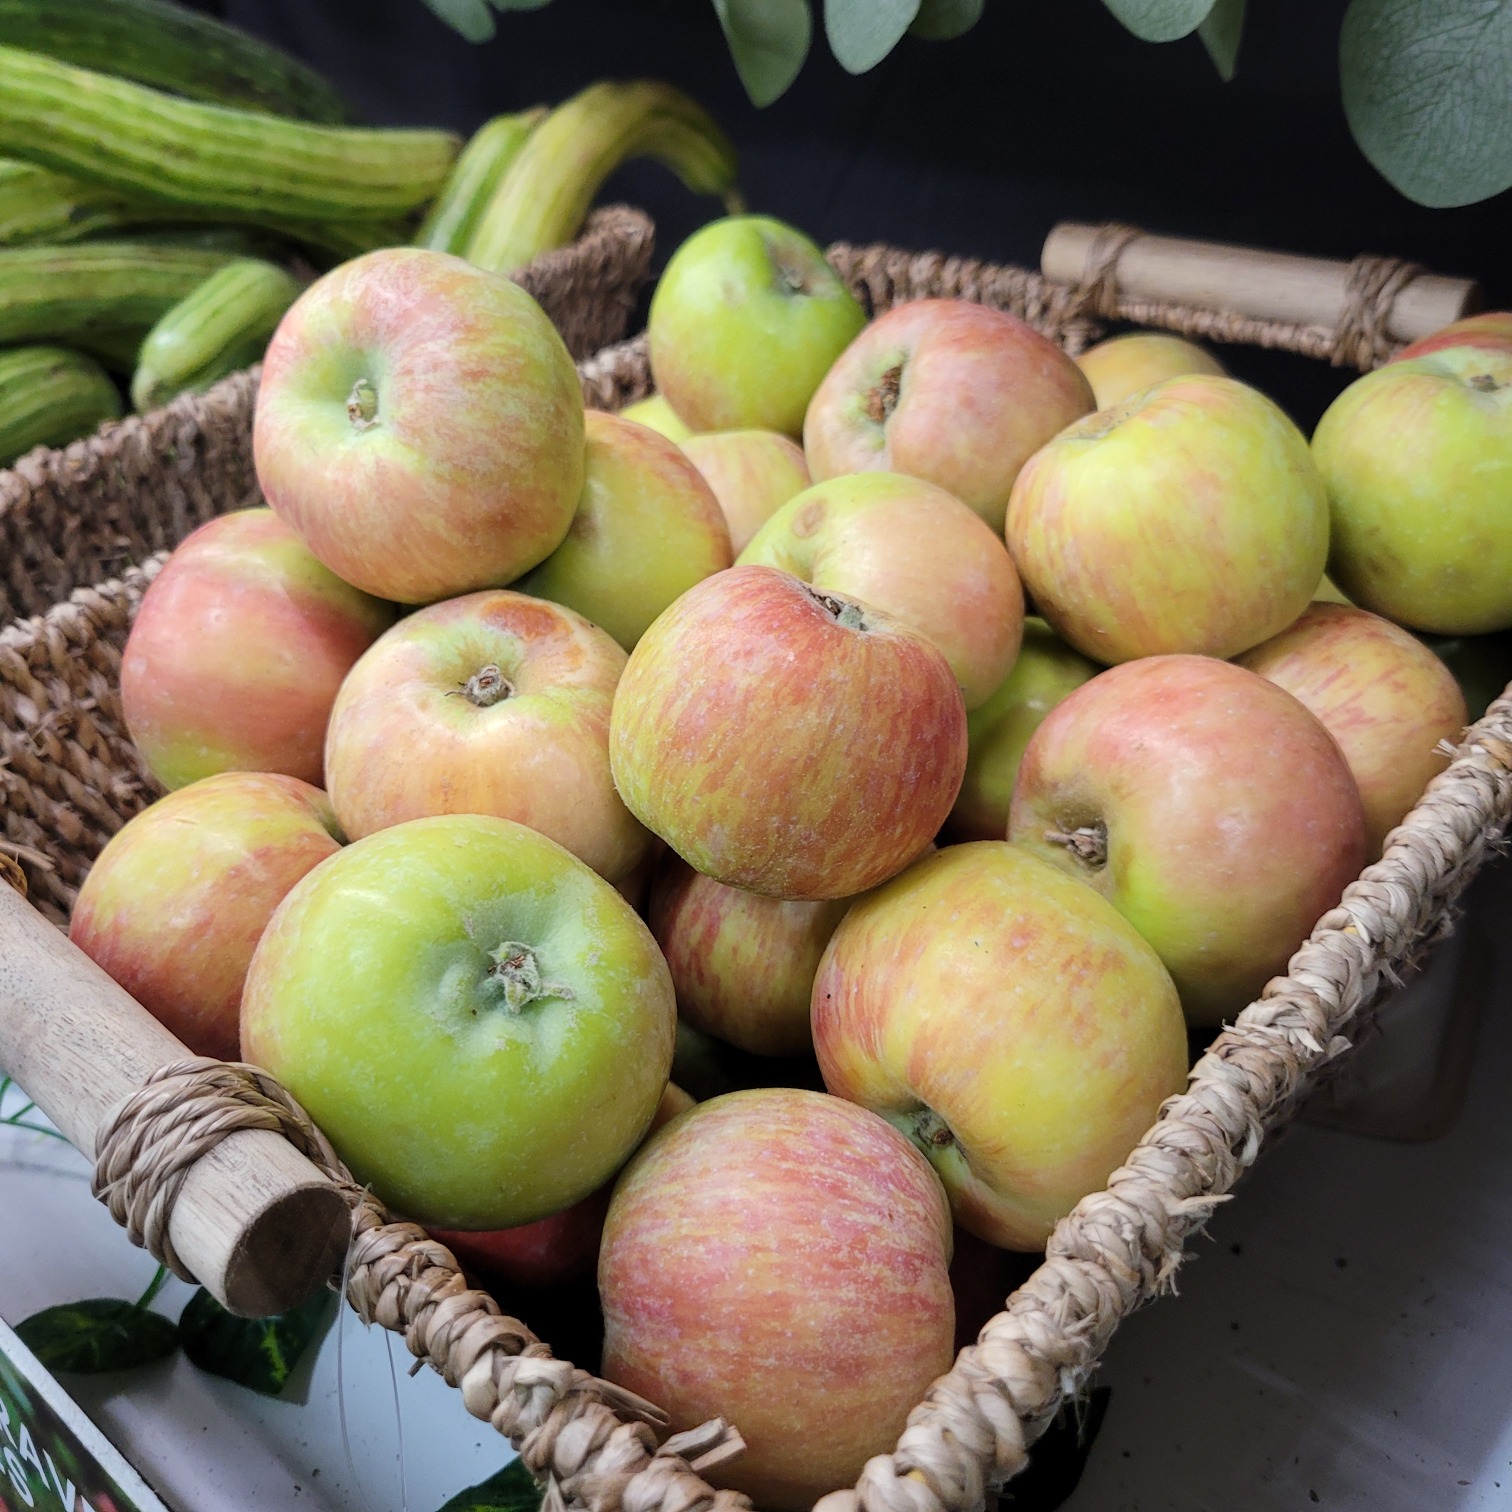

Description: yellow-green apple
[1237,602,1467,858]
[812,842,1186,1250]
[513,410,731,649]
[253,247,584,605]
[680,428,811,553]
[803,298,1094,532]
[70,772,341,1062]
[1392,311,1512,363]
[948,618,1099,841]
[609,565,966,900]
[429,1082,693,1289]
[1074,331,1226,408]
[121,508,395,790]
[618,392,695,442]
[1009,655,1367,1025]
[1312,347,1512,634]
[241,813,676,1229]
[737,471,1023,710]
[323,590,647,882]
[599,1088,954,1512]
[648,215,866,436]
[1007,375,1329,663]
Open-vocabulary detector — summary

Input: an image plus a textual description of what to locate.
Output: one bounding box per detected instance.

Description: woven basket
[4,225,1512,1512]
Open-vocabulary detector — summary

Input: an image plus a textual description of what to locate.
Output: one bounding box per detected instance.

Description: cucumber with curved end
[131,259,303,412]
[0,345,122,465]
[0,242,235,347]
[0,0,354,124]
[465,81,742,274]
[414,107,547,255]
[0,160,145,245]
[0,47,460,222]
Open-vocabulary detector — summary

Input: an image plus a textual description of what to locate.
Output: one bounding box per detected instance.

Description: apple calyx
[462,663,514,707]
[888,1106,957,1158]
[1469,373,1505,393]
[346,377,380,431]
[805,583,872,633]
[864,363,903,425]
[1045,820,1108,868]
[484,941,575,1014]
[767,240,817,297]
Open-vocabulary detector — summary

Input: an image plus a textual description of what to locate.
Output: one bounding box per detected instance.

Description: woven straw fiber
[3,225,1506,1512]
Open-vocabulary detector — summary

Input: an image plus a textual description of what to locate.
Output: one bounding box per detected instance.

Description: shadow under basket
[3,225,1512,1512]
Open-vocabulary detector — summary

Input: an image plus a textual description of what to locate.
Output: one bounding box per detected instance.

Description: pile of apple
[67,215,1510,1508]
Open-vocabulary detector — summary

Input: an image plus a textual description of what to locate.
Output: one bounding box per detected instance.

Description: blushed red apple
[1392,311,1512,363]
[681,428,811,554]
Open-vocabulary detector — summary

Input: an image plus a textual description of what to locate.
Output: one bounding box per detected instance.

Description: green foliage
[436,1458,545,1512]
[1340,0,1512,206]
[16,1299,178,1374]
[712,0,813,106]
[418,0,552,44]
[909,0,986,41]
[825,0,921,74]
[1099,0,1216,42]
[177,1285,335,1398]
[1198,0,1245,79]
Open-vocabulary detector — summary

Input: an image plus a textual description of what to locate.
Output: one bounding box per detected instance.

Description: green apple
[240,813,677,1229]
[619,393,695,443]
[1313,347,1512,634]
[515,409,732,649]
[948,619,1099,841]
[648,215,866,436]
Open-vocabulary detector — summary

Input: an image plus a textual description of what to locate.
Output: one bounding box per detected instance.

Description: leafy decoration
[910,0,987,40]
[437,1458,545,1512]
[178,1285,336,1399]
[16,1299,177,1374]
[1100,0,1218,42]
[1199,0,1246,79]
[1340,0,1512,206]
[824,0,922,73]
[712,0,814,106]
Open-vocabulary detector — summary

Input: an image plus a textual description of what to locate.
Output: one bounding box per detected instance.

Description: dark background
[197,0,1510,427]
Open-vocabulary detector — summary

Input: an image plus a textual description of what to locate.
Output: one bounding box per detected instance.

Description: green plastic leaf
[909,0,986,40]
[419,0,498,42]
[712,0,813,106]
[1340,0,1512,207]
[437,1458,544,1512]
[1101,0,1217,42]
[16,1300,178,1375]
[178,1285,335,1398]
[825,0,922,72]
[1199,0,1245,78]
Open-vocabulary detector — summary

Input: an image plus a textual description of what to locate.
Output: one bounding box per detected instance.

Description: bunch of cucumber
[0,0,740,468]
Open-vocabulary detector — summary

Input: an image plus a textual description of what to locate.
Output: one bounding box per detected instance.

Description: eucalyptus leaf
[1198,0,1245,79]
[1341,0,1512,207]
[824,0,922,73]
[178,1285,336,1398]
[712,0,813,106]
[437,1458,544,1512]
[1101,0,1217,42]
[16,1300,178,1375]
[419,0,499,42]
[910,0,986,40]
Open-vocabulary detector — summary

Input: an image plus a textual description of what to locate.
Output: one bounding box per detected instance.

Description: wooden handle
[1041,223,1480,344]
[0,886,350,1317]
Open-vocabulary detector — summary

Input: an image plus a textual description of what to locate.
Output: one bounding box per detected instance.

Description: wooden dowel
[0,886,350,1317]
[1041,223,1481,344]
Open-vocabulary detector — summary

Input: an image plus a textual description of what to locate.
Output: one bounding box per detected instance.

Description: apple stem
[461,664,514,707]
[805,584,871,633]
[1045,822,1109,868]
[864,364,903,425]
[346,377,380,430]
[485,941,575,1013]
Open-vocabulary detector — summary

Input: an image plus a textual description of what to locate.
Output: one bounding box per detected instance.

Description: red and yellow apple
[70,772,342,1062]
[681,428,811,554]
[737,471,1024,710]
[1392,311,1512,363]
[1009,655,1367,1024]
[1237,602,1468,858]
[803,298,1094,531]
[120,508,395,790]
[619,392,695,442]
[514,410,731,649]
[813,842,1187,1250]
[648,215,866,436]
[948,618,1099,841]
[609,565,967,900]
[599,1088,954,1512]
[324,590,647,882]
[1007,375,1329,663]
[1312,347,1512,634]
[1074,331,1226,408]
[242,814,677,1229]
[253,247,585,604]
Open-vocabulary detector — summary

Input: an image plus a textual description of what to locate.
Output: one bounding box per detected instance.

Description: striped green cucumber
[0,345,121,465]
[131,258,302,412]
[0,47,459,221]
[0,243,235,347]
[414,108,547,255]
[0,0,353,123]
[465,81,741,274]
